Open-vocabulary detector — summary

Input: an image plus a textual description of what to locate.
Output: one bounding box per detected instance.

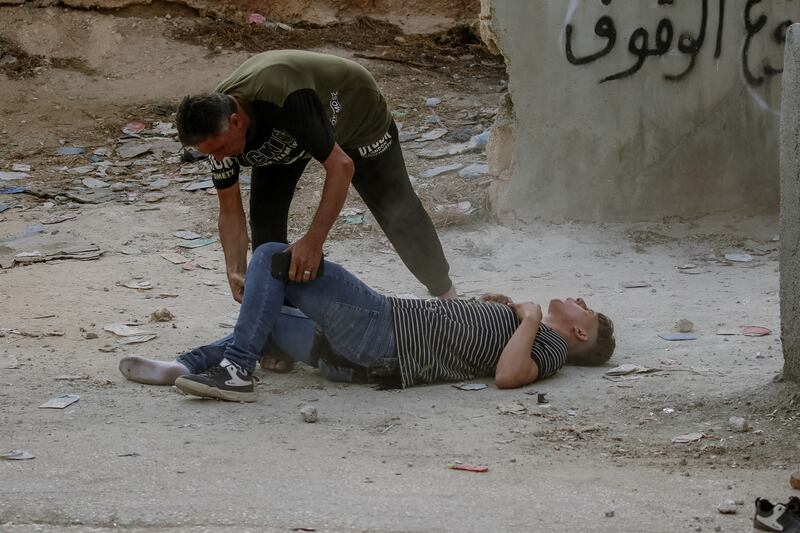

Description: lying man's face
[544,297,599,346]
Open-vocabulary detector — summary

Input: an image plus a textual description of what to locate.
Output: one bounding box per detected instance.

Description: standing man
[176,50,455,304]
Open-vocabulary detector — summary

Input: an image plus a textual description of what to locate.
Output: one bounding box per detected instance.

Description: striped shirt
[389,298,568,388]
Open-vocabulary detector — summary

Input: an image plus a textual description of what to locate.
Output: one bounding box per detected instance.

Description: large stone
[481,0,791,221]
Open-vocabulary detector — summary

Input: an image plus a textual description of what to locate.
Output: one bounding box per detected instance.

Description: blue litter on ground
[0,187,25,195]
[57,147,85,156]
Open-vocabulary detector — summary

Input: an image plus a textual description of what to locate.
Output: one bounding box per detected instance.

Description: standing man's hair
[176,93,237,146]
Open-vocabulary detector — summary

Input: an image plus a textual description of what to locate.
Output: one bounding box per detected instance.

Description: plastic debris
[104,324,154,337]
[57,146,85,156]
[122,121,146,135]
[248,12,266,24]
[343,215,363,225]
[11,163,31,172]
[425,97,442,107]
[0,186,25,194]
[82,177,110,189]
[419,128,447,141]
[0,450,35,460]
[160,252,190,264]
[182,180,214,191]
[177,238,216,249]
[419,164,463,179]
[0,204,11,213]
[118,334,157,345]
[435,201,475,216]
[671,432,713,444]
[457,163,489,179]
[174,230,202,240]
[0,171,28,181]
[300,405,318,423]
[741,325,771,337]
[449,464,488,473]
[658,332,698,341]
[470,130,491,148]
[724,253,753,263]
[122,280,152,290]
[39,394,80,409]
[452,383,488,391]
[605,364,657,376]
[117,141,153,159]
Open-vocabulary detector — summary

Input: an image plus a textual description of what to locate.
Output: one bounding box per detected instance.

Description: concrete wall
[780,23,800,384]
[481,0,798,222]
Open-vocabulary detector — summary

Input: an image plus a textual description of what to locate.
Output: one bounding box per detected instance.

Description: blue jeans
[177,242,397,375]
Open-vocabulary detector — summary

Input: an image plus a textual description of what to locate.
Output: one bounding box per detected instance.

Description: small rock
[717,500,737,514]
[425,97,442,107]
[791,471,800,490]
[300,405,318,423]
[83,332,98,340]
[728,416,749,433]
[675,318,694,333]
[150,308,175,322]
[604,510,615,518]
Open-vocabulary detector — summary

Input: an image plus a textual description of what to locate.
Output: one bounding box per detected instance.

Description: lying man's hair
[176,93,237,146]
[569,312,616,366]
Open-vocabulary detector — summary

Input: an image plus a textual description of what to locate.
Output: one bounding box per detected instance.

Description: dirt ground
[1,5,799,533]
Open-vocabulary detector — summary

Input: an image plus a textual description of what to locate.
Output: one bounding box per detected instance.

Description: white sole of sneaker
[174,377,256,403]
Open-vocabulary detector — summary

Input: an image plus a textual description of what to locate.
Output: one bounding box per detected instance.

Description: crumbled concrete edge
[478,0,500,55]
[479,0,515,222]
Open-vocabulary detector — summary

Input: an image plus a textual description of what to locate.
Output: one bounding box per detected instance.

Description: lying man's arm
[495,302,542,389]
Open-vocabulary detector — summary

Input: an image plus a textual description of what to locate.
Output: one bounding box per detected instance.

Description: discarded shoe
[754,498,800,532]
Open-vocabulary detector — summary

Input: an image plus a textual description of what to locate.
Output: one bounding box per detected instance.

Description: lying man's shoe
[174,358,256,402]
[754,498,800,532]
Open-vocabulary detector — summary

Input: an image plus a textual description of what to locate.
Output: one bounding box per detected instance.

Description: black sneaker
[754,498,800,532]
[174,358,255,402]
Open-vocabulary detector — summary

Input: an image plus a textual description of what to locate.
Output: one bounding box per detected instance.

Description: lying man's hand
[509,302,542,323]
[227,272,245,303]
[480,293,514,305]
[286,234,324,283]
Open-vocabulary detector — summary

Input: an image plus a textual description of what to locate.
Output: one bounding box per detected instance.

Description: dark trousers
[248,122,452,296]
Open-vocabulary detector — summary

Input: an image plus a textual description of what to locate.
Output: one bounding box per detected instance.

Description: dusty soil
[1,4,799,533]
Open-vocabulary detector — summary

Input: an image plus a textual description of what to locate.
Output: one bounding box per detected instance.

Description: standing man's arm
[287,144,353,282]
[281,89,353,283]
[217,182,249,303]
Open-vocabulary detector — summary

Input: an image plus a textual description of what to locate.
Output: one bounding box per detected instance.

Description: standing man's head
[176,93,249,161]
[542,297,615,366]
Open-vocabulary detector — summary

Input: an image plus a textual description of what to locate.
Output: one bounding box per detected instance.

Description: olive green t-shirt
[210,50,393,188]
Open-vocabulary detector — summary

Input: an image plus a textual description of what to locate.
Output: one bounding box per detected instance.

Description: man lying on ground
[119,242,616,401]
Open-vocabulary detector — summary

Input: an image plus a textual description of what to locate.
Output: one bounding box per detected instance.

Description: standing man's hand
[217,182,250,303]
[286,234,324,283]
[480,293,514,305]
[227,271,246,303]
